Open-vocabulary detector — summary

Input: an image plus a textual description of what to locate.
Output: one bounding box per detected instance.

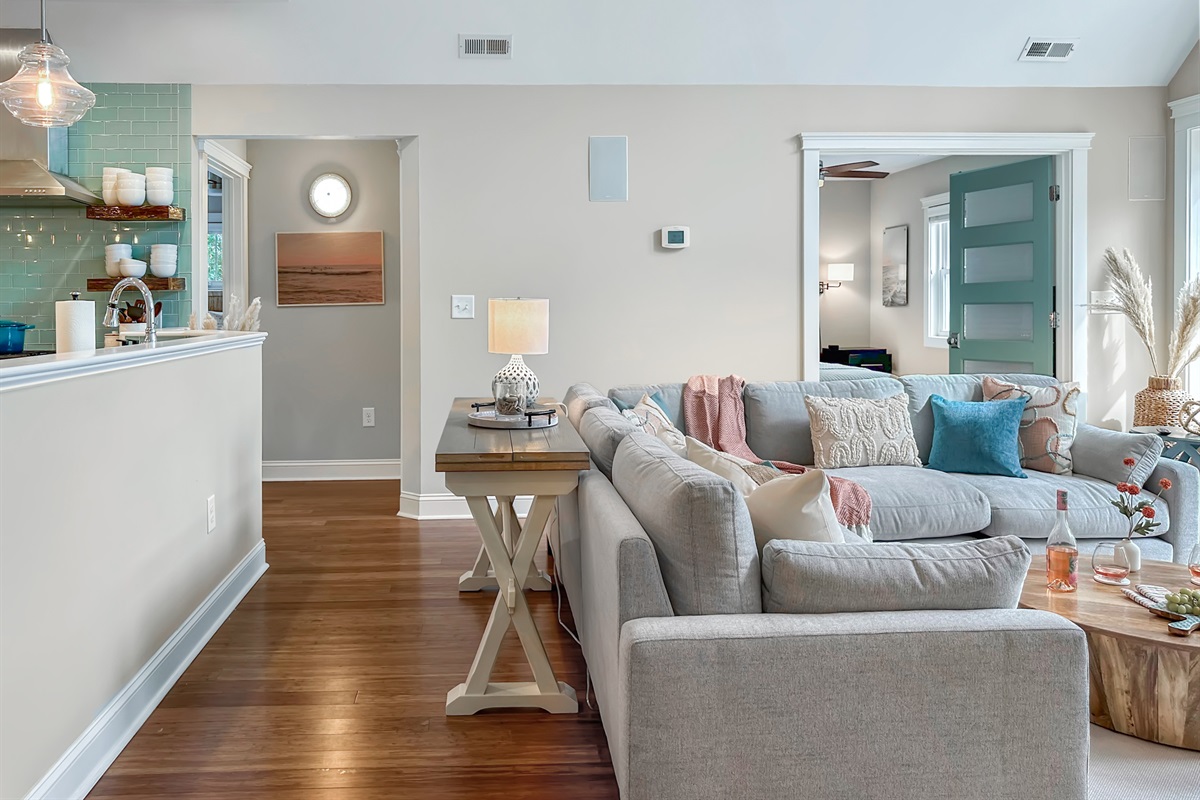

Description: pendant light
[0,0,95,127]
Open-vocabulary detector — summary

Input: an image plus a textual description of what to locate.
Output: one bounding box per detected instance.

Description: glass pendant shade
[0,41,95,127]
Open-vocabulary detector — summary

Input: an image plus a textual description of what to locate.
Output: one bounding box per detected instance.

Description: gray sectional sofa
[549,373,1200,800]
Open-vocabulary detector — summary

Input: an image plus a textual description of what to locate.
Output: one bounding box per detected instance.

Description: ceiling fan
[819,160,889,185]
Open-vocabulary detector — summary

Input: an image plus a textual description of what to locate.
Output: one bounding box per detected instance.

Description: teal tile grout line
[0,82,193,344]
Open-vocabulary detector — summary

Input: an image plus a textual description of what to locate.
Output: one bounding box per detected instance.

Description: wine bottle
[1046,489,1077,592]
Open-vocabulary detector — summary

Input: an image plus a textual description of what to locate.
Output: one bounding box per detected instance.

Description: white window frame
[921,191,951,349]
[1170,95,1200,392]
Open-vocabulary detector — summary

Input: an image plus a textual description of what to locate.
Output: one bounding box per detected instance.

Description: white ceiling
[3,0,1196,87]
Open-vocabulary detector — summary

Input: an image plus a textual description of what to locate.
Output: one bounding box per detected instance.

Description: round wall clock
[309,173,352,218]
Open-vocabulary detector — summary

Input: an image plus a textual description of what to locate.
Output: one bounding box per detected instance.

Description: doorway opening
[799,132,1094,390]
[207,170,224,316]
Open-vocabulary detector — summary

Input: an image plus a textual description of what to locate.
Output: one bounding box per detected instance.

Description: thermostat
[660,226,690,249]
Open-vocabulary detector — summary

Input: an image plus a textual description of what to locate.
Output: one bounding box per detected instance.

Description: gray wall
[818,181,872,348]
[247,138,400,462]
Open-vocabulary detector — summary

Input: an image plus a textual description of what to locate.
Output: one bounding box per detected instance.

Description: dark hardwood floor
[87,480,618,799]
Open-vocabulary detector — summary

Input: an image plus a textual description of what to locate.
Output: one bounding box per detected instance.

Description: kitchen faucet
[102,277,157,344]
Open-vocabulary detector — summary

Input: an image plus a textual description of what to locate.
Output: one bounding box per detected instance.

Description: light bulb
[35,77,53,109]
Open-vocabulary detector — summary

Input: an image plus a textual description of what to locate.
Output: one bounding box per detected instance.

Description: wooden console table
[434,398,589,715]
[1020,559,1199,750]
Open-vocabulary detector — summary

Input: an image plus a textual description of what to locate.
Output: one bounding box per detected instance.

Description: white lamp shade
[827,263,854,282]
[488,298,549,355]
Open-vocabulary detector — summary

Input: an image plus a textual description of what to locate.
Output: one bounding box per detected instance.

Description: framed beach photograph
[881,224,908,307]
[275,231,384,306]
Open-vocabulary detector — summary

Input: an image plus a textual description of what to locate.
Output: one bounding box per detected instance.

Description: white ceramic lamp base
[492,354,540,405]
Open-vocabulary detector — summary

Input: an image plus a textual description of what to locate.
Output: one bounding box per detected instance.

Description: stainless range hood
[0,28,100,207]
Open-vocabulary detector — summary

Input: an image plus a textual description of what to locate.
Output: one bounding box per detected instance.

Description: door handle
[947,332,961,349]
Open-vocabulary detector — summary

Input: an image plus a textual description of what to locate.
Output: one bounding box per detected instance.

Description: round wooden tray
[467,407,559,429]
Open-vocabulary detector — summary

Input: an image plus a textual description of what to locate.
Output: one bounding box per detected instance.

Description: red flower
[1142,506,1156,519]
[1117,482,1130,493]
[1129,485,1141,495]
[1123,457,1137,467]
[1159,478,1173,491]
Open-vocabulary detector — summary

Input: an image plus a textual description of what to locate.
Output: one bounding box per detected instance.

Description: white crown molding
[0,333,267,393]
[1170,95,1200,126]
[24,541,267,800]
[262,459,402,481]
[398,491,533,520]
[799,131,1096,153]
[197,138,253,178]
[920,191,950,209]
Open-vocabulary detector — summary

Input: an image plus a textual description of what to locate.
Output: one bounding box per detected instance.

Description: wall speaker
[1128,136,1166,201]
[589,136,628,202]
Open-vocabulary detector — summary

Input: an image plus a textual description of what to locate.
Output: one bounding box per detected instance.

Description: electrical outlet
[451,295,475,319]
[363,407,376,427]
[207,495,216,533]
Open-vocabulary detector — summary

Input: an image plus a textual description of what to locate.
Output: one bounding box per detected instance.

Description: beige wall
[867,155,1026,375]
[246,138,402,462]
[817,181,872,348]
[1169,43,1199,102]
[0,343,264,798]
[193,84,1170,494]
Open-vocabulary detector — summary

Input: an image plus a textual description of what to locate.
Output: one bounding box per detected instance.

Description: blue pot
[0,320,35,354]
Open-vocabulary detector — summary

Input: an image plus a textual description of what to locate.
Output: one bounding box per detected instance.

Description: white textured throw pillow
[804,393,922,469]
[624,395,687,456]
[745,469,845,553]
[684,436,759,496]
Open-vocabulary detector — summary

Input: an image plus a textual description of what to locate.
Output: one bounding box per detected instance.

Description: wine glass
[1189,540,1200,587]
[1092,542,1131,586]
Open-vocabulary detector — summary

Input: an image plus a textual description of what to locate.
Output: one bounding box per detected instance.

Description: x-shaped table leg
[446,493,578,715]
[457,496,553,593]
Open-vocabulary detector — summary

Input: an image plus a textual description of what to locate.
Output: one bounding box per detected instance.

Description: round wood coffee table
[1020,558,1199,750]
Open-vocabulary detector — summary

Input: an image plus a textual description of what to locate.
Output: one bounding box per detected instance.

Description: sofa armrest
[616,610,1088,800]
[1148,457,1200,564]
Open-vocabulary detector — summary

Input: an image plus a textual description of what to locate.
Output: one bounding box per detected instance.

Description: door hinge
[1049,311,1061,329]
[1049,185,1061,202]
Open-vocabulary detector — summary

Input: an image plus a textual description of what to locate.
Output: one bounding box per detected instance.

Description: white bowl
[116,185,146,206]
[150,244,178,254]
[103,167,131,180]
[150,261,177,278]
[146,180,172,189]
[104,259,121,277]
[101,186,120,206]
[146,189,173,206]
[116,173,146,182]
[118,258,147,278]
[150,256,177,263]
[145,167,173,177]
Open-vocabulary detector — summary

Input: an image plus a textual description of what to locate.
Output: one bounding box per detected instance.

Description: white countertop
[0,331,268,392]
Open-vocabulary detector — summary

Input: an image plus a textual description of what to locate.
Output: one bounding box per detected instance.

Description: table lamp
[488,297,549,407]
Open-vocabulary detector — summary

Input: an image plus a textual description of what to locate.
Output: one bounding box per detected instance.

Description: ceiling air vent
[1018,37,1079,62]
[459,35,513,59]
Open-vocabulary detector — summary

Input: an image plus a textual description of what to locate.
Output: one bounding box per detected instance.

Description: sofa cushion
[684,436,760,496]
[804,392,921,469]
[760,536,1031,614]
[579,405,638,479]
[1071,424,1164,488]
[821,466,992,541]
[609,383,687,431]
[955,470,1171,540]
[982,377,1081,475]
[928,395,1028,478]
[743,377,905,465]
[900,373,1058,464]
[564,382,615,428]
[612,433,762,615]
[745,469,844,553]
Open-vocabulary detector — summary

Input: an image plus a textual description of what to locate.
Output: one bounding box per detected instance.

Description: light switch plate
[452,295,475,319]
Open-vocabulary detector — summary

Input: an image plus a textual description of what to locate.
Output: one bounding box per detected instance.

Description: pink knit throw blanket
[682,374,872,529]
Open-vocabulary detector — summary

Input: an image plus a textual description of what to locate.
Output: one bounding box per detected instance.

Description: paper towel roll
[56,298,96,353]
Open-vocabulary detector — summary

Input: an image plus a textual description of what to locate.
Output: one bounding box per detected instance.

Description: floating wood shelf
[86,205,186,222]
[86,277,186,292]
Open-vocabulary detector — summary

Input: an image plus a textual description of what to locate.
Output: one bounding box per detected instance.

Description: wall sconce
[820,263,854,294]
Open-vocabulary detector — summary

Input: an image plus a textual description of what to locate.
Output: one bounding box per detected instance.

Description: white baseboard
[398,490,532,520]
[262,459,402,481]
[25,541,269,800]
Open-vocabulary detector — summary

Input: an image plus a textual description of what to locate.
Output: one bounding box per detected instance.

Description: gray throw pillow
[760,536,1031,614]
[1071,424,1164,488]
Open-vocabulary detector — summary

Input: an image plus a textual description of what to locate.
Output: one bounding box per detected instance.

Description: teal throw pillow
[928,395,1028,478]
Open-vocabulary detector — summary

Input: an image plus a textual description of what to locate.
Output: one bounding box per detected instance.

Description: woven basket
[1133,375,1191,427]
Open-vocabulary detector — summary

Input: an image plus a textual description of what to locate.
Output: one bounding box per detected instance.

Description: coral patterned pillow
[982,377,1080,475]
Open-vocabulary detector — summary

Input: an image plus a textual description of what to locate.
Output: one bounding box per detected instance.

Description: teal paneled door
[948,157,1056,375]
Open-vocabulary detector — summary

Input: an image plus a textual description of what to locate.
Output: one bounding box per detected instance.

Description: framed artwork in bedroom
[882,224,908,307]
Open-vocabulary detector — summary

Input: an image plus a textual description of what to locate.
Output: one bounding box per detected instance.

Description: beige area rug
[1089,725,1200,798]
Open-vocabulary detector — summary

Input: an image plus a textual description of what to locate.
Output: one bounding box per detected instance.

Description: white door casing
[192,139,252,326]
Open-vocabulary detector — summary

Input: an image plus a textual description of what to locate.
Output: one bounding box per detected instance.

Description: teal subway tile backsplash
[1,83,193,347]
